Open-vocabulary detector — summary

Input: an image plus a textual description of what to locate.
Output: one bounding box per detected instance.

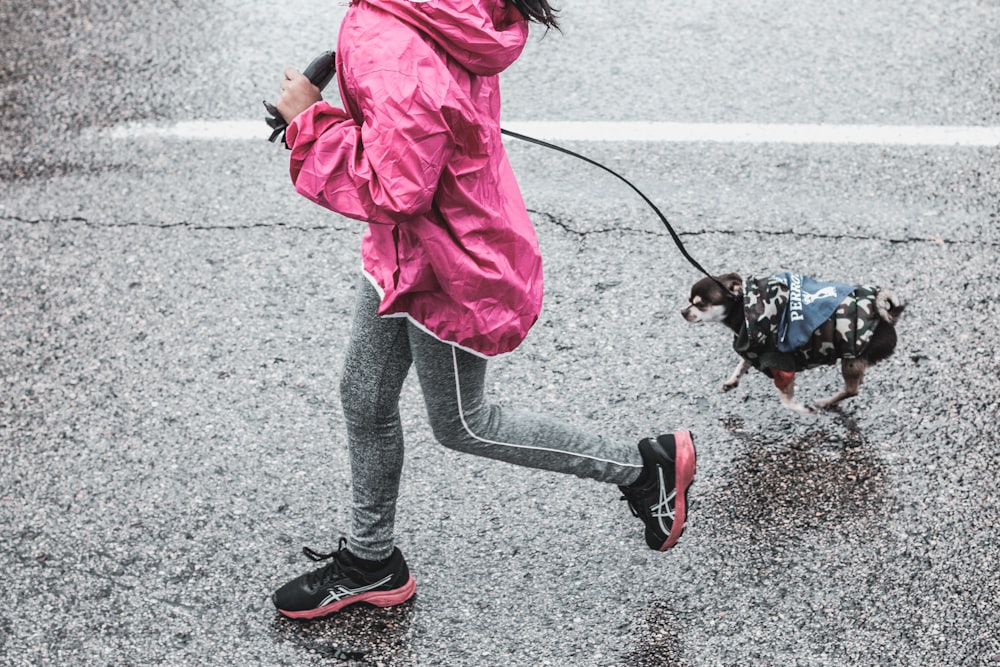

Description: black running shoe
[272,538,416,619]
[619,431,697,551]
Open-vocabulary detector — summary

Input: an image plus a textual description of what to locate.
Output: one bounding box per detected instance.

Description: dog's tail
[875,289,905,324]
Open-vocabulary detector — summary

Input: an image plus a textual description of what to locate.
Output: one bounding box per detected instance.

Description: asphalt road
[2,1,999,665]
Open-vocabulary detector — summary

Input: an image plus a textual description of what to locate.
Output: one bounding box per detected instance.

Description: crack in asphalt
[0,215,347,233]
[0,212,993,247]
[526,208,996,246]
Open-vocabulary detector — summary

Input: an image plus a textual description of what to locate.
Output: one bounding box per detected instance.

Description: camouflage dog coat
[733,275,883,375]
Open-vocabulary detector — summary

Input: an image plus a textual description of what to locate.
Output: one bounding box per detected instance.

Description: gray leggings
[342,278,643,560]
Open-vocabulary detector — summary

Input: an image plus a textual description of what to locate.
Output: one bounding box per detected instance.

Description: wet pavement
[2,1,999,665]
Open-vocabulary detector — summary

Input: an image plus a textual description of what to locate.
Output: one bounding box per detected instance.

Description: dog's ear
[719,272,744,295]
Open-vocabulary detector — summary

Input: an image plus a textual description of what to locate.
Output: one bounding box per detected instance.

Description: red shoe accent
[660,430,696,551]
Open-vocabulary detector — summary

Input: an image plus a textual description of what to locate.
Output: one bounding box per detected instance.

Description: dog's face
[681,273,743,324]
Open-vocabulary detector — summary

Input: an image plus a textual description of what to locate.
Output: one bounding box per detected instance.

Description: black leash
[501,127,737,299]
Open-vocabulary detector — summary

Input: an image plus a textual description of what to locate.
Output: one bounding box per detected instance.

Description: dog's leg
[777,376,816,415]
[814,358,866,410]
[722,359,751,392]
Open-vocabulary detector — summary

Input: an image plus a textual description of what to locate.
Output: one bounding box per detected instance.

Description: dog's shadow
[714,414,888,541]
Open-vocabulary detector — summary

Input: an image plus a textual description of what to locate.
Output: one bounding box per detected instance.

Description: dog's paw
[780,398,817,416]
[721,381,738,392]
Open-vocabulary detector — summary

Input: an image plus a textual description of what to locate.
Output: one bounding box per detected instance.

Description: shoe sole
[276,574,416,620]
[658,431,696,551]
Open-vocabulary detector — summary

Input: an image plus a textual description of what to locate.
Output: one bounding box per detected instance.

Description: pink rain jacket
[285,0,543,357]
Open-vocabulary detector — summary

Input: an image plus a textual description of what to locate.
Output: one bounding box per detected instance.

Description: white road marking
[105,120,1000,147]
[505,121,1000,147]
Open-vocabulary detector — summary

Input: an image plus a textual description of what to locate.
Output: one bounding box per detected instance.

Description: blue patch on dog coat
[775,273,857,353]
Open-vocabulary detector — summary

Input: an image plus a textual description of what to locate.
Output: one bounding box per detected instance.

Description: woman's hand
[276,67,323,123]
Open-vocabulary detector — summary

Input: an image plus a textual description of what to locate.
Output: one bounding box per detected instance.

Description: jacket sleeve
[285,64,458,226]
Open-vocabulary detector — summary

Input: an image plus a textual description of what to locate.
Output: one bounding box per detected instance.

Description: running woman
[270,0,697,619]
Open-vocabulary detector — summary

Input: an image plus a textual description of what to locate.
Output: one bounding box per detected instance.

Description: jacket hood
[356,0,529,75]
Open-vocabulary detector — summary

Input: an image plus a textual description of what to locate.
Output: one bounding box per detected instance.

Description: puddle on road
[714,415,889,540]
[270,599,415,665]
[624,599,685,667]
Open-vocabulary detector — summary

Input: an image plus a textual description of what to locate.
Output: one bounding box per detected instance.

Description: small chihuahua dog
[681,272,904,415]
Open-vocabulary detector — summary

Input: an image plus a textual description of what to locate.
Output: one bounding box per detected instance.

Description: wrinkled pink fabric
[285,0,543,357]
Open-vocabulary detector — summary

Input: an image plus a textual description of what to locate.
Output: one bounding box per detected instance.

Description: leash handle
[500,128,738,300]
[265,51,337,146]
